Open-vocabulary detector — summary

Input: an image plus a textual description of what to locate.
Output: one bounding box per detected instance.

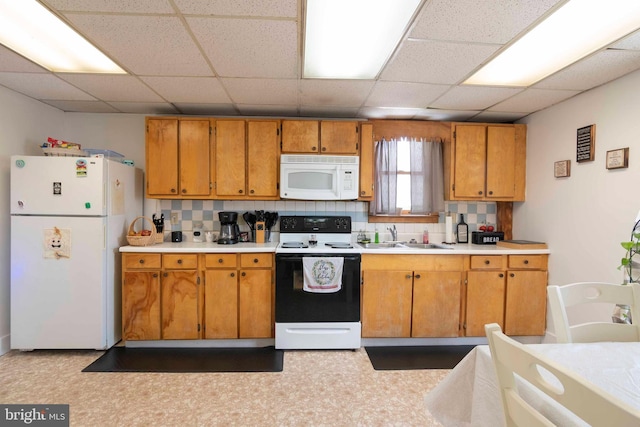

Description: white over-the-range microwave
[280,155,359,200]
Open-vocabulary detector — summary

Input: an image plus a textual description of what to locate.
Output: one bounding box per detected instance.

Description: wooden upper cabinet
[446,123,526,202]
[179,119,211,196]
[146,117,211,198]
[214,119,246,197]
[453,125,486,199]
[281,120,359,154]
[320,121,359,154]
[247,120,280,198]
[146,118,179,196]
[358,123,374,200]
[281,120,319,153]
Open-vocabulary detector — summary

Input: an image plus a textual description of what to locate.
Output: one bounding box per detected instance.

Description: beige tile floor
[0,347,447,426]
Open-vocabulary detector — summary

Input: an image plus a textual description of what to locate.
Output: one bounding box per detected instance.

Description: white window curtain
[371,138,397,215]
[370,137,444,215]
[410,138,445,214]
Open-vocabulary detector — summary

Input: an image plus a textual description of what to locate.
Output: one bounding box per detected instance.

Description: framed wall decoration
[554,160,571,178]
[576,124,595,163]
[606,147,629,170]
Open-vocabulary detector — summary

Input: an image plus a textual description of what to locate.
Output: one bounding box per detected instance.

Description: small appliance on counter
[471,231,504,244]
[218,211,240,244]
[192,221,204,243]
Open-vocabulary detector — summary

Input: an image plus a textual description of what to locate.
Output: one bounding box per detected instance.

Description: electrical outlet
[170,212,179,225]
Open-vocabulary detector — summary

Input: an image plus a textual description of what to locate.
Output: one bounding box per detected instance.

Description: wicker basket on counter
[126,216,156,246]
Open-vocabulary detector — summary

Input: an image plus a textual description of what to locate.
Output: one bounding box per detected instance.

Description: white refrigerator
[10,155,143,350]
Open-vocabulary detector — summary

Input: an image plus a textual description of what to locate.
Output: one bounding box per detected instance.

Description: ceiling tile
[64,14,212,76]
[470,111,530,123]
[358,107,423,120]
[106,102,179,114]
[365,82,449,108]
[412,109,480,122]
[611,29,640,50]
[141,76,231,103]
[430,86,524,110]
[187,17,297,78]
[222,78,299,104]
[236,105,299,116]
[40,100,119,113]
[534,49,640,90]
[381,40,500,84]
[411,0,562,43]
[0,46,47,73]
[174,103,239,116]
[300,80,374,107]
[0,73,95,100]
[299,106,360,118]
[174,0,297,17]
[489,88,580,113]
[58,74,164,102]
[42,0,175,13]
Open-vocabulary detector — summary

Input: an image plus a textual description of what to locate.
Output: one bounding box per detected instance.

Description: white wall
[518,69,640,332]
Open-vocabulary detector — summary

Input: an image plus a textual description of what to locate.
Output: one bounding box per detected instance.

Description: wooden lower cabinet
[362,270,413,337]
[465,254,548,336]
[361,255,464,338]
[123,252,274,342]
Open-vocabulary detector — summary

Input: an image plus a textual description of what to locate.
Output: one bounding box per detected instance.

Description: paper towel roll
[445,215,453,243]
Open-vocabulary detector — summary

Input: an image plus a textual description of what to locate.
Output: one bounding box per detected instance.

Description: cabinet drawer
[508,255,546,269]
[240,253,273,268]
[470,255,505,270]
[163,254,198,269]
[205,254,237,268]
[123,253,161,270]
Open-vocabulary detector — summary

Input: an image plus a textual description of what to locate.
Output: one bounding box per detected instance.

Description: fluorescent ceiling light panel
[465,0,640,87]
[304,0,421,79]
[0,0,125,73]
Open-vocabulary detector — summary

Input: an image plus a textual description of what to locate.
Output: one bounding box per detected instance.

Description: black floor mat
[83,346,284,373]
[365,345,475,370]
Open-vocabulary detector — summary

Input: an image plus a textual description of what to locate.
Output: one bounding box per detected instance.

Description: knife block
[255,221,266,243]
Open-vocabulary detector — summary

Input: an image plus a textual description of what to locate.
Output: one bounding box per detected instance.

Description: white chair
[547,282,640,343]
[485,323,640,427]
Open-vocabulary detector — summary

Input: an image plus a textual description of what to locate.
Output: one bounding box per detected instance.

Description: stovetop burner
[281,242,308,249]
[325,242,354,249]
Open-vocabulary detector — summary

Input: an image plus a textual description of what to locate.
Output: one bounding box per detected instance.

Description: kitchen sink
[358,242,454,250]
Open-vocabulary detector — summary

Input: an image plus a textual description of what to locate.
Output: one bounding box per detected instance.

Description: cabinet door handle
[478,190,483,195]
[360,191,365,195]
[321,147,326,151]
[230,272,235,277]
[524,260,529,264]
[250,189,255,194]
[488,190,493,195]
[406,274,412,279]
[499,273,504,278]
[171,188,177,193]
[311,146,317,151]
[242,272,246,277]
[139,259,144,264]
[253,258,259,264]
[153,273,158,278]
[177,259,183,264]
[415,274,421,279]
[218,258,224,263]
[238,189,243,194]
[484,260,490,265]
[163,272,168,277]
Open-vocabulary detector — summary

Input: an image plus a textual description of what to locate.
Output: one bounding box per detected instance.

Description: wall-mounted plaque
[606,147,629,170]
[554,160,570,178]
[576,124,595,162]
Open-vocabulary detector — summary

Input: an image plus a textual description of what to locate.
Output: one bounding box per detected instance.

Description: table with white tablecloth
[424,342,640,427]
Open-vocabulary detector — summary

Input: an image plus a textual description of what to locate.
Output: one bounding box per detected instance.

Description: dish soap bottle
[374,228,379,243]
[457,214,468,244]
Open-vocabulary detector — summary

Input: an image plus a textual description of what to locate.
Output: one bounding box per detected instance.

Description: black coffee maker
[218,211,240,244]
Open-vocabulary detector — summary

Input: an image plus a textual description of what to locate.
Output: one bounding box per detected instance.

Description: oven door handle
[276,255,361,262]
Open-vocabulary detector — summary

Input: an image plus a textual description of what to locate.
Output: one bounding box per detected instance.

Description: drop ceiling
[1,0,640,123]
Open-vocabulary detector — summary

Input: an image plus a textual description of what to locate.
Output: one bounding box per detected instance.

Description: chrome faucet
[388,225,397,241]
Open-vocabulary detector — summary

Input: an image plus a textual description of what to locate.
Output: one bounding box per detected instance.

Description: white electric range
[275,215,361,349]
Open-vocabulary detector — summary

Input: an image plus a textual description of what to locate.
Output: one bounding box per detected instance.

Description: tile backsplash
[153,200,496,243]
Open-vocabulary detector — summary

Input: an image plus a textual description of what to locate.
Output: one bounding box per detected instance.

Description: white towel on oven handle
[303,257,344,293]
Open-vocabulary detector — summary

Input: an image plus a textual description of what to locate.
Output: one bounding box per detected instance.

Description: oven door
[275,253,360,323]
